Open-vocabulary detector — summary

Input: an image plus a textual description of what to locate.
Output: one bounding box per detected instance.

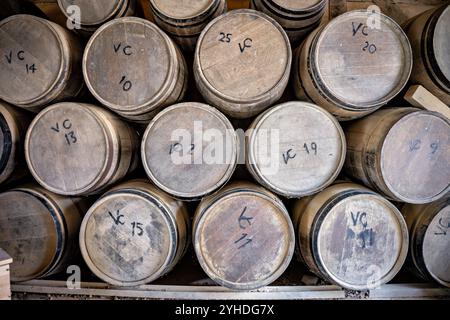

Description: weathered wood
[141,102,238,200]
[57,0,136,36]
[149,0,227,52]
[0,102,33,186]
[83,17,188,123]
[246,101,346,198]
[193,182,295,290]
[25,102,139,196]
[0,248,13,299]
[251,0,327,46]
[0,15,84,112]
[79,179,189,287]
[0,184,86,282]
[344,107,450,203]
[402,198,450,288]
[293,9,412,120]
[194,9,292,118]
[404,85,450,119]
[293,182,409,290]
[405,5,450,105]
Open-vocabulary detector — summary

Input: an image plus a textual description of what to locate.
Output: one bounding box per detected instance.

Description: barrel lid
[313,10,412,109]
[196,9,291,103]
[248,101,345,198]
[58,0,125,26]
[271,0,324,11]
[142,103,237,199]
[80,190,177,286]
[0,15,65,106]
[0,189,61,282]
[314,192,408,290]
[83,17,174,113]
[432,5,450,85]
[422,203,450,287]
[25,103,110,196]
[150,0,216,20]
[194,188,294,290]
[381,111,450,203]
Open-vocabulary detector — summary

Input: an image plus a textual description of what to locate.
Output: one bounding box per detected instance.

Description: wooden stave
[193,181,295,291]
[344,107,450,204]
[79,179,189,287]
[24,102,139,196]
[194,9,292,119]
[0,102,32,185]
[292,182,409,290]
[0,15,84,112]
[0,183,85,282]
[245,101,346,198]
[402,198,450,288]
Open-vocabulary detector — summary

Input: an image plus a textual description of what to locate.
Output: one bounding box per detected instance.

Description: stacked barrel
[0,1,448,293]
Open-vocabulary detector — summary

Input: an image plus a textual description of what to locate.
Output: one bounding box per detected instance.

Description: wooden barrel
[79,179,189,286]
[149,0,227,52]
[0,184,85,282]
[251,0,327,46]
[142,102,238,200]
[194,9,291,119]
[293,10,412,121]
[405,5,450,105]
[293,182,409,290]
[83,17,188,123]
[57,0,136,36]
[0,102,32,185]
[345,107,450,204]
[193,182,295,290]
[402,198,450,288]
[0,15,84,112]
[25,102,139,196]
[246,101,346,198]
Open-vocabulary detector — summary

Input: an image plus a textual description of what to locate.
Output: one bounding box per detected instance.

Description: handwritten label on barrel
[113,43,133,92]
[409,139,439,155]
[218,32,253,54]
[282,142,318,165]
[51,119,77,146]
[434,216,450,236]
[351,22,377,54]
[4,50,37,74]
[108,209,144,237]
[347,211,375,249]
[234,207,254,249]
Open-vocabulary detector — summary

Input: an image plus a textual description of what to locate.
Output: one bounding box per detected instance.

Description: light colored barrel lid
[272,0,325,11]
[314,10,412,108]
[58,0,124,26]
[381,111,450,203]
[142,103,237,199]
[196,9,291,102]
[0,189,60,282]
[0,15,64,106]
[248,102,345,197]
[150,0,216,20]
[195,190,294,290]
[422,203,450,287]
[25,103,110,195]
[83,18,173,112]
[80,191,176,286]
[433,5,450,83]
[316,193,408,290]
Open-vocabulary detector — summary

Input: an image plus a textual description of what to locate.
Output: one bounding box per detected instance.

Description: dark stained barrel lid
[80,191,177,286]
[432,5,450,84]
[0,15,64,106]
[150,0,215,20]
[0,189,61,282]
[25,103,110,195]
[58,0,124,26]
[380,111,450,203]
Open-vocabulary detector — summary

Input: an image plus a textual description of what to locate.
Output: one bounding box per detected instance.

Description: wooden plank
[405,85,450,119]
[0,249,12,266]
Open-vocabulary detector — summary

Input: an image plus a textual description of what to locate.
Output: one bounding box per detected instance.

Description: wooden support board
[0,249,12,300]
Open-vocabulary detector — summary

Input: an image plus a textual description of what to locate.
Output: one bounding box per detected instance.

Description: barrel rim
[0,15,68,107]
[194,186,295,290]
[311,10,413,110]
[246,101,346,198]
[24,102,114,196]
[0,105,14,179]
[380,110,450,204]
[312,188,409,290]
[79,188,179,287]
[267,0,327,14]
[194,9,292,105]
[82,17,178,113]
[141,102,238,200]
[150,0,219,24]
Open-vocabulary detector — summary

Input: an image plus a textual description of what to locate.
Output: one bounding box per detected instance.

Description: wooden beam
[404,85,450,119]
